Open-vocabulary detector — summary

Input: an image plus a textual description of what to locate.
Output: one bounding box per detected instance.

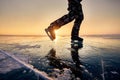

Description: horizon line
[0,34,120,37]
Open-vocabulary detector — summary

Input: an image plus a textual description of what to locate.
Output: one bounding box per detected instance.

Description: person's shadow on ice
[45,43,91,79]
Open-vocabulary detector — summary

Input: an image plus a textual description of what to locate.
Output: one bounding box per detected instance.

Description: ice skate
[45,28,56,41]
[71,37,83,43]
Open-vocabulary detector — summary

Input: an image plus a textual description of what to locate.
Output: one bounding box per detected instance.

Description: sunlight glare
[54,30,59,42]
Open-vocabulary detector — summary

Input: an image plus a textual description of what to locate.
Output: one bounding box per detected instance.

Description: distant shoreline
[0,34,119,37]
[0,35,46,37]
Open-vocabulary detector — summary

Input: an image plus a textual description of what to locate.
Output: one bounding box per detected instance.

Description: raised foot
[45,28,55,41]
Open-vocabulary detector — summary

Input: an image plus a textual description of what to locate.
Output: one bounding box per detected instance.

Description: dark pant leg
[71,10,84,38]
[49,11,75,29]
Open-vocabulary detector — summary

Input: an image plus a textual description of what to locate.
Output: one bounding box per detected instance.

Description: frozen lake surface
[0,35,120,80]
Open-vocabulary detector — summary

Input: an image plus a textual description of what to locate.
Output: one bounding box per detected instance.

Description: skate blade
[71,40,83,44]
[45,29,54,41]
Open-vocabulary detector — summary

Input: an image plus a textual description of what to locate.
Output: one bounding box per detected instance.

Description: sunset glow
[0,0,120,35]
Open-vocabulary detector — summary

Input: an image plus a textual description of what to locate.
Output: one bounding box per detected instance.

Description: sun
[54,30,60,42]
[55,30,58,35]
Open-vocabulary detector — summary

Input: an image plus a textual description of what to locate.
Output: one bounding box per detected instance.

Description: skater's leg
[71,10,84,42]
[71,16,83,38]
[45,12,75,40]
[49,11,75,29]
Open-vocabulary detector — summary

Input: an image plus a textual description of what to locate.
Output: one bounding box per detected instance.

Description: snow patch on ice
[50,68,73,80]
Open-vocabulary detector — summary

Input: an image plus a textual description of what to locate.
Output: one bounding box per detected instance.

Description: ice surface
[0,50,52,80]
[0,35,120,80]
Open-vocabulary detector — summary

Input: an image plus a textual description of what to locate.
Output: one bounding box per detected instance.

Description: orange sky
[0,0,120,35]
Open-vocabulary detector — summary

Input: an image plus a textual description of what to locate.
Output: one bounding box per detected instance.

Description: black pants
[49,4,84,38]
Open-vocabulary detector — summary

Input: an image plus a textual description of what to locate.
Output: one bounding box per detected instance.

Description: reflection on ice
[46,43,93,80]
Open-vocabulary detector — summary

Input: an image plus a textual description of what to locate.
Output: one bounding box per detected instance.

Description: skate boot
[71,37,83,48]
[45,27,56,41]
[71,37,83,43]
